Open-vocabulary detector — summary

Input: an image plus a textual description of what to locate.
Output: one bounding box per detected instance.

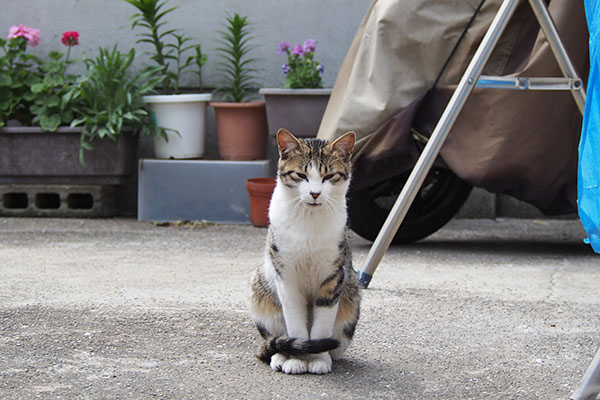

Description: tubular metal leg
[528,0,586,113]
[357,0,586,288]
[357,0,521,287]
[571,346,600,400]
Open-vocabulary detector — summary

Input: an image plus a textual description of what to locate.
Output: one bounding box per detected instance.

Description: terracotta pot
[211,100,268,160]
[246,177,276,227]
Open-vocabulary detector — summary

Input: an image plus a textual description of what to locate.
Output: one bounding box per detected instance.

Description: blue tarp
[580,0,600,253]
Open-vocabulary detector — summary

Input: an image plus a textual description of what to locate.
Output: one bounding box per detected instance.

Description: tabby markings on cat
[250,128,361,375]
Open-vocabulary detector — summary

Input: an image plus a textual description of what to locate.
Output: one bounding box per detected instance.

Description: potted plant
[0,26,163,186]
[259,39,331,139]
[126,0,211,159]
[210,13,268,161]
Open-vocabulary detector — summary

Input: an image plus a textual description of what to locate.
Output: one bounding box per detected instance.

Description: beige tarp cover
[318,0,588,215]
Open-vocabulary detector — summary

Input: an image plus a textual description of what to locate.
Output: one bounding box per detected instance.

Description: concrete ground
[0,217,598,399]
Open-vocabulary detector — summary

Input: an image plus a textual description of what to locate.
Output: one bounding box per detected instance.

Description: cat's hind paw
[282,358,307,374]
[270,353,288,372]
[308,353,332,374]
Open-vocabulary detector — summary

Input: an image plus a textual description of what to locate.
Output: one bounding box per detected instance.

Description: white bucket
[143,93,212,159]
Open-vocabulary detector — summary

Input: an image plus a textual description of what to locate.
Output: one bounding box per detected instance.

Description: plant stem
[63,45,71,80]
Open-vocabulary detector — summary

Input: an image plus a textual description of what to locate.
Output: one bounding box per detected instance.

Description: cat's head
[276,128,355,209]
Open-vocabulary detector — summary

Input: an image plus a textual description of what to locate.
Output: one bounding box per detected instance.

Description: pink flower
[8,25,41,47]
[303,39,316,53]
[291,44,304,56]
[277,42,290,55]
[61,31,79,46]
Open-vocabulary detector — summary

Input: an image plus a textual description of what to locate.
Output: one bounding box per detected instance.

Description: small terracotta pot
[211,100,268,160]
[246,177,277,227]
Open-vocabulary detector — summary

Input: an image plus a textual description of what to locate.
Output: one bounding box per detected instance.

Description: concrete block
[138,159,274,223]
[0,184,119,217]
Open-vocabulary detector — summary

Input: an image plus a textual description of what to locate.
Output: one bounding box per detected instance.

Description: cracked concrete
[0,217,599,399]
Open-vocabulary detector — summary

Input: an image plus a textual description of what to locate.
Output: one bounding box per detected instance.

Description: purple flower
[277,41,290,55]
[317,64,324,74]
[281,64,290,74]
[291,44,304,56]
[303,39,316,53]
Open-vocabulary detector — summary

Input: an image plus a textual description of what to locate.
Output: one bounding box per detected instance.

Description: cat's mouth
[307,202,322,207]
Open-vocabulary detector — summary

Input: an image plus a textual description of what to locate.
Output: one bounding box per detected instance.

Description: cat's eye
[322,173,336,182]
[296,172,308,181]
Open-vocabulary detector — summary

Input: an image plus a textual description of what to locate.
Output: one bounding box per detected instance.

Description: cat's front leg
[277,282,309,374]
[308,302,339,374]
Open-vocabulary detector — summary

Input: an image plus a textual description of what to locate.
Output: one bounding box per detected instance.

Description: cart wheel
[348,168,472,244]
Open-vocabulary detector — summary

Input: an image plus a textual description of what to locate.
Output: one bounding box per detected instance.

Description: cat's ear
[277,128,302,159]
[331,131,355,159]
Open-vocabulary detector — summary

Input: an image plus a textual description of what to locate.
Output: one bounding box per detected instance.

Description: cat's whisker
[322,198,336,218]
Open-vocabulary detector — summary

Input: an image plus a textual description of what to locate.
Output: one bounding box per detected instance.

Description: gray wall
[2,0,371,161]
[1,0,370,89]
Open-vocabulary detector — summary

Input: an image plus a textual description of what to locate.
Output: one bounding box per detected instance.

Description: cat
[249,128,361,375]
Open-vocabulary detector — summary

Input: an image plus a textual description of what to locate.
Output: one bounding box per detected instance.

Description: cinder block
[0,184,118,217]
[138,159,274,223]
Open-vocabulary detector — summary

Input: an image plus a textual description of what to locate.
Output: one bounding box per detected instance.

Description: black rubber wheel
[348,168,472,244]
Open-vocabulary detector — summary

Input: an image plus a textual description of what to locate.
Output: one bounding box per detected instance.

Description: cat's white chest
[271,209,345,288]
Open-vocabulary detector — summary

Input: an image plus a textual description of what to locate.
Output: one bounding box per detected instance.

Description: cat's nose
[310,192,320,200]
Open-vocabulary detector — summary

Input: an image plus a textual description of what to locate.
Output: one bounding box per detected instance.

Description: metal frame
[571,346,600,400]
[354,1,597,397]
[357,0,586,283]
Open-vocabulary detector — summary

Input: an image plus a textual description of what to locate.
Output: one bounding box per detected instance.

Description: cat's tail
[257,336,340,364]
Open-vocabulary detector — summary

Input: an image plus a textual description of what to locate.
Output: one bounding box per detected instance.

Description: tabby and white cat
[250,128,361,375]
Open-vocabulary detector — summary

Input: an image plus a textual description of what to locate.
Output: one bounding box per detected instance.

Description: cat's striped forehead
[278,137,351,177]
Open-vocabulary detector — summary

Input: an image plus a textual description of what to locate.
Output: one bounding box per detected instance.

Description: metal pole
[528,0,586,114]
[571,346,600,400]
[527,2,595,398]
[357,0,521,288]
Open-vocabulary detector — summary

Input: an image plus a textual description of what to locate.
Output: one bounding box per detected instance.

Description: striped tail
[257,337,340,364]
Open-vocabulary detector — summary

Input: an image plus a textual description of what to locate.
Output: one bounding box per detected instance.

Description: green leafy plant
[0,36,38,126]
[29,50,79,131]
[70,46,166,165]
[0,28,84,132]
[29,31,81,131]
[1,24,166,165]
[125,0,207,93]
[215,13,258,102]
[1,29,83,131]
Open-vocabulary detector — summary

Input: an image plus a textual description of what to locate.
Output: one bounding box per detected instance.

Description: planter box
[259,88,331,138]
[0,126,138,185]
[138,159,274,223]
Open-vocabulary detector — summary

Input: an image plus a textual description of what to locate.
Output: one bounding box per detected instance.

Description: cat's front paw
[282,358,307,374]
[308,353,332,374]
[270,353,288,371]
